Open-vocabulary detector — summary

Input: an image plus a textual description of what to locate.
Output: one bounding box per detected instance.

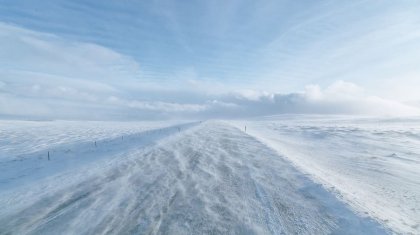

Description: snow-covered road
[0,121,388,234]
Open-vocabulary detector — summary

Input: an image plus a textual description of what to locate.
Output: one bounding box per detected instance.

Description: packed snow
[0,117,417,234]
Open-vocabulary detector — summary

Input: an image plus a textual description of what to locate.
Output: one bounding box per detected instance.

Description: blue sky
[1,0,420,119]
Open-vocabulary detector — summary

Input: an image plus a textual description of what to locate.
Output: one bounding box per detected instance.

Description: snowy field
[0,120,193,191]
[0,117,418,234]
[231,116,420,234]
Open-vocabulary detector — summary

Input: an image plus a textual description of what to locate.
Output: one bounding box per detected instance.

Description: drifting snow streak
[0,121,387,234]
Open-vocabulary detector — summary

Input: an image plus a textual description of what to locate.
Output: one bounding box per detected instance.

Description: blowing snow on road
[0,120,396,234]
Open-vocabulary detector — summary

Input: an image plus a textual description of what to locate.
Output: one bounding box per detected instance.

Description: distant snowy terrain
[0,120,188,158]
[0,117,417,234]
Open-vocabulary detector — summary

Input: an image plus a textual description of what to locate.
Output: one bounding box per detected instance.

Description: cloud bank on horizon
[1,0,420,120]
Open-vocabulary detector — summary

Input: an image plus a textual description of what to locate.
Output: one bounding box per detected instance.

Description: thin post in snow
[48,151,50,161]
[95,141,97,147]
[244,125,247,132]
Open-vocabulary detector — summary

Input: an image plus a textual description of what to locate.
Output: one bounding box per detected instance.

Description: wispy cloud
[1,1,420,101]
[0,1,420,119]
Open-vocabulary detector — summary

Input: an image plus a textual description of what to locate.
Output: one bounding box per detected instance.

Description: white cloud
[1,23,140,81]
[304,81,364,101]
[1,22,419,120]
[303,85,323,100]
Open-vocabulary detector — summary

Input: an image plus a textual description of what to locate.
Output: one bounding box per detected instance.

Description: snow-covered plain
[0,117,416,234]
[231,116,420,234]
[0,120,194,191]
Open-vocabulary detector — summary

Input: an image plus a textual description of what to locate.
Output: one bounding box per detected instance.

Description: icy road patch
[0,120,388,234]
